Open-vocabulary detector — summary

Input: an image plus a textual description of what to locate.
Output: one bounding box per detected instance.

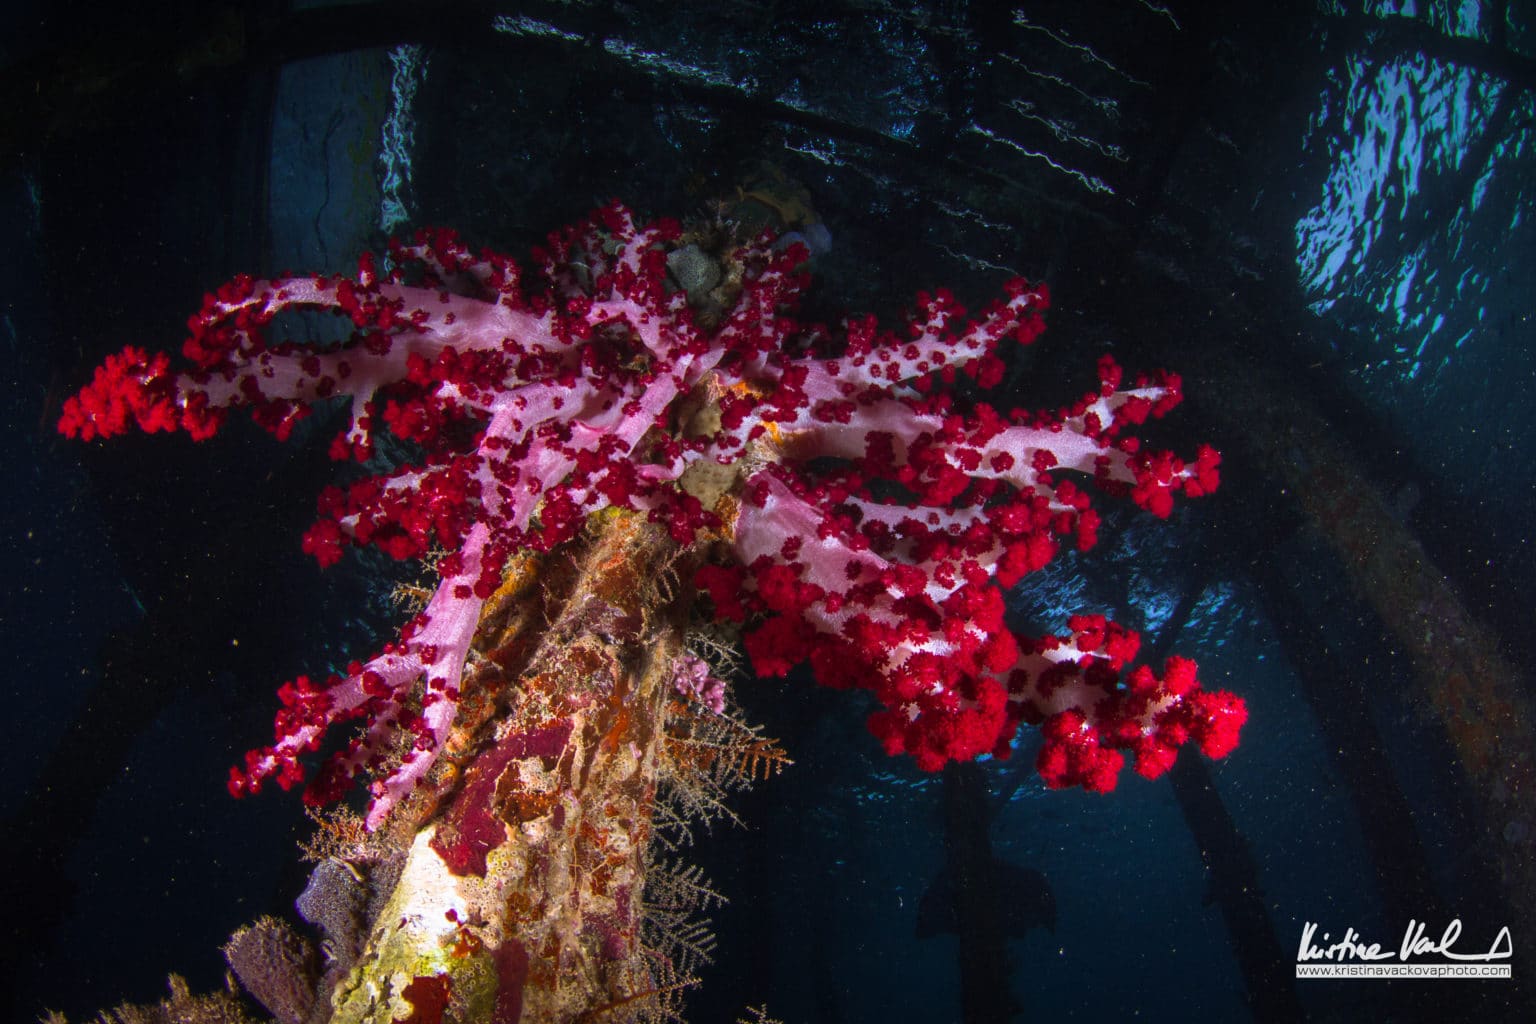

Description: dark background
[2,1,1532,1021]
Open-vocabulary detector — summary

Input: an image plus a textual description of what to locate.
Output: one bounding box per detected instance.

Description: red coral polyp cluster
[60,201,1244,827]
[719,336,1239,782]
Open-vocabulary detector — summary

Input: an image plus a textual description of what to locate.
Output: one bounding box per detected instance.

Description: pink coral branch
[61,202,1243,827]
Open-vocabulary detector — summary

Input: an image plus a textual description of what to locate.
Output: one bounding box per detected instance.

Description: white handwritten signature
[1298,920,1512,963]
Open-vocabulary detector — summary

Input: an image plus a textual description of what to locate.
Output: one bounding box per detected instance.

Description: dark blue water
[2,2,1531,1022]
